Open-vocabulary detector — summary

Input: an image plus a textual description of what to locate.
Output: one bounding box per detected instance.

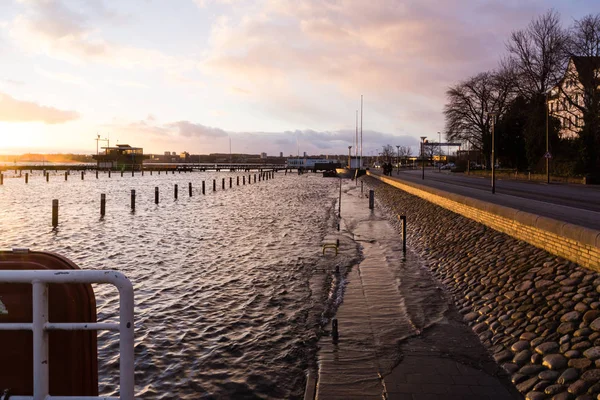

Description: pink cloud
[0,91,79,124]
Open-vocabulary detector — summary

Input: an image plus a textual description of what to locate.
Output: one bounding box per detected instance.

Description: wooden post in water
[100,194,106,217]
[46,172,49,182]
[65,171,68,181]
[222,178,225,190]
[213,179,216,192]
[96,170,98,179]
[248,174,251,184]
[174,184,178,200]
[254,174,256,183]
[150,170,153,176]
[52,199,58,228]
[0,173,3,185]
[243,176,245,185]
[332,318,339,342]
[81,171,84,180]
[25,173,29,184]
[230,177,232,188]
[142,170,144,176]
[189,182,192,197]
[121,170,124,177]
[202,181,205,195]
[132,169,134,177]
[108,170,111,178]
[155,187,159,204]
[369,189,374,210]
[237,176,239,186]
[400,215,407,254]
[131,190,136,211]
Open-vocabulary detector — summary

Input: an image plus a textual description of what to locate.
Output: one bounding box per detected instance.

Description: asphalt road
[371,168,600,231]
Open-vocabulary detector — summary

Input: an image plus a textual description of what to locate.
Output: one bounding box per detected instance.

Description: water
[0,171,360,399]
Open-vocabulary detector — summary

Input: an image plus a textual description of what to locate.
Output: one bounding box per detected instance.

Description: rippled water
[0,170,360,399]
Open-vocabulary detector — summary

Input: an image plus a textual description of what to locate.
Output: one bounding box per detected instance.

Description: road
[371,168,600,231]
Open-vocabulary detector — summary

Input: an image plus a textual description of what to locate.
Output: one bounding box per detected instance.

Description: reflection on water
[0,171,359,399]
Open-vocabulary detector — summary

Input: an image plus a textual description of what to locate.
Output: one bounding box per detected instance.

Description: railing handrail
[0,270,134,400]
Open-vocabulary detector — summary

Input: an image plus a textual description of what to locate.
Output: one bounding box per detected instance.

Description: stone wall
[365,176,600,400]
[369,172,600,272]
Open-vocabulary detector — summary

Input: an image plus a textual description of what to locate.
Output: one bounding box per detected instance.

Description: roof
[571,56,600,87]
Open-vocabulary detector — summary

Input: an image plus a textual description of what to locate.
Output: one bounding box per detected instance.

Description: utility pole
[489,112,497,194]
[420,136,427,180]
[360,95,363,169]
[396,145,400,174]
[546,91,550,184]
[348,146,352,169]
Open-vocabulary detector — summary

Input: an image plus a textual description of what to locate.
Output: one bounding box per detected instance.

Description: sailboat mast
[360,95,363,168]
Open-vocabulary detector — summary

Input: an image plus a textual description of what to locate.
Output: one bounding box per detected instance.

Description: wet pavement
[314,180,521,400]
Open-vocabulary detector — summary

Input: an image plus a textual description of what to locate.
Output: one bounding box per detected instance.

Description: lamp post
[420,136,427,180]
[348,145,352,169]
[396,145,400,174]
[546,91,550,184]
[488,112,497,194]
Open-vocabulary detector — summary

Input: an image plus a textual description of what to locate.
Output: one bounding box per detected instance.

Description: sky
[0,0,596,156]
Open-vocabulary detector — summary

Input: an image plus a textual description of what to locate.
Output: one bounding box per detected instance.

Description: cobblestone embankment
[364,177,600,400]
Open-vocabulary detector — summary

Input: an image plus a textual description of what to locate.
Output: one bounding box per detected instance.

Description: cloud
[106,115,416,155]
[36,67,91,87]
[0,91,79,124]
[9,0,194,72]
[167,121,228,138]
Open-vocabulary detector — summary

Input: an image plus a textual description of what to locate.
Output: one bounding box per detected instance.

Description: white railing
[0,270,134,400]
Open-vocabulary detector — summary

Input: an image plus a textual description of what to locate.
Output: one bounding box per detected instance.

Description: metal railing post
[32,281,49,400]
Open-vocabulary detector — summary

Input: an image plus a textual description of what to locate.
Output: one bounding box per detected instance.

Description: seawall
[368,172,600,272]
[363,175,600,399]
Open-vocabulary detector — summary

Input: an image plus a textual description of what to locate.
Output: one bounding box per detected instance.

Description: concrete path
[374,169,600,231]
[313,181,520,400]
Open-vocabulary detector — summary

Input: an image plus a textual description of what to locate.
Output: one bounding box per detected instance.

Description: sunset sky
[0,0,596,156]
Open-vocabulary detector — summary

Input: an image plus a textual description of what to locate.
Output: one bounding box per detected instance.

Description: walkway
[313,181,519,400]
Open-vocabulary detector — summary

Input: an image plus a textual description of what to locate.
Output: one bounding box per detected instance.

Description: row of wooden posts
[1,168,280,185]
[50,170,275,227]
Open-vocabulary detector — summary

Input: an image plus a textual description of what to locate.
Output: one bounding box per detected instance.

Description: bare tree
[506,9,569,98]
[380,144,395,163]
[397,146,412,164]
[444,67,515,154]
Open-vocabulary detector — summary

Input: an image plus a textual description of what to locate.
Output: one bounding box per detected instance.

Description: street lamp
[488,112,497,194]
[420,136,427,180]
[348,145,352,169]
[545,91,550,184]
[396,145,400,174]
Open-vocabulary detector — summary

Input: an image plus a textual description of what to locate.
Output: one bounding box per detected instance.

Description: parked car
[440,163,455,170]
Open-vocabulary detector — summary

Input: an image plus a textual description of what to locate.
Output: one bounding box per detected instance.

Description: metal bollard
[155,187,159,204]
[25,173,28,184]
[189,182,192,197]
[174,184,178,200]
[52,199,58,228]
[100,194,106,217]
[202,180,205,195]
[369,189,374,210]
[400,215,406,254]
[131,190,136,211]
[332,318,339,342]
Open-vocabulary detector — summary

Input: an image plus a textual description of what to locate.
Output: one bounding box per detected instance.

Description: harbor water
[0,171,359,399]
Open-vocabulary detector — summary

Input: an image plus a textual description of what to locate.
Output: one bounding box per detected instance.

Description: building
[260,152,267,159]
[93,144,149,170]
[280,152,283,158]
[548,56,600,139]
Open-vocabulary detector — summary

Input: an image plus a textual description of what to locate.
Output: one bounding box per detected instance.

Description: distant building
[303,152,307,157]
[93,144,149,170]
[164,151,171,156]
[171,151,177,156]
[548,56,600,139]
[180,152,190,162]
[280,152,283,158]
[260,152,267,159]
